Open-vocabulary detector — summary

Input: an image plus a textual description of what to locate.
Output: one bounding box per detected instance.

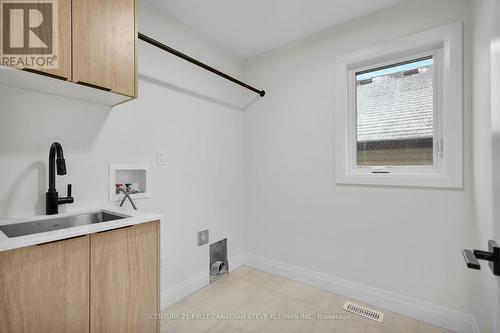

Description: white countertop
[0,207,162,252]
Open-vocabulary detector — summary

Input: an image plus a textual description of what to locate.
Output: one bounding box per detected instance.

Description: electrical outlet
[198,230,209,246]
[156,150,166,166]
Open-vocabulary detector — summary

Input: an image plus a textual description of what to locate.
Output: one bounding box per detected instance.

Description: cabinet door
[41,0,71,79]
[0,236,90,333]
[6,0,71,80]
[72,0,137,97]
[90,221,159,333]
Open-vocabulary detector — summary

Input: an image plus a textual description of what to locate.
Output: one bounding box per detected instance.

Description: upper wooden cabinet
[0,0,137,102]
[72,0,137,97]
[3,0,72,80]
[38,0,72,80]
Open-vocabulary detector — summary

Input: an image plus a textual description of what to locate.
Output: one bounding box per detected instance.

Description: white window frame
[334,22,463,188]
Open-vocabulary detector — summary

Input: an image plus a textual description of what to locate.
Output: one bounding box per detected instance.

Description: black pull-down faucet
[46,142,74,215]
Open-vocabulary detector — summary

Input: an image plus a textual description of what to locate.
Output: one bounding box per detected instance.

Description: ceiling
[147,0,408,59]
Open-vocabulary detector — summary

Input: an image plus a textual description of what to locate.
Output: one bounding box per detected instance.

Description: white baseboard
[162,269,208,309]
[242,253,479,333]
[161,253,248,310]
[228,252,247,273]
[160,252,479,333]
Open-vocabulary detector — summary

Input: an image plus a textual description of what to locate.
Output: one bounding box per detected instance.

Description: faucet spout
[46,142,74,215]
[48,142,66,192]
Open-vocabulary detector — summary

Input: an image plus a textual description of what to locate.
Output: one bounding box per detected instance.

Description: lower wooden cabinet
[0,235,90,333]
[91,221,160,333]
[0,221,160,333]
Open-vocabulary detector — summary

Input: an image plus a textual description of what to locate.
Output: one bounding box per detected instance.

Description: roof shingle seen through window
[356,66,433,143]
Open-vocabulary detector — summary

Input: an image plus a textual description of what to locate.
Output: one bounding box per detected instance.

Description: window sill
[336,172,463,189]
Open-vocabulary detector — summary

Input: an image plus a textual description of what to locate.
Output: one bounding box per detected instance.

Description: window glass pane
[356,57,434,166]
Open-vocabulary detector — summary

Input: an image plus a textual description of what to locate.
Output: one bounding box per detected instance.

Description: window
[335,23,463,188]
[356,56,434,167]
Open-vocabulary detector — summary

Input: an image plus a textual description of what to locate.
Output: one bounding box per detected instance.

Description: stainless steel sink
[0,211,130,238]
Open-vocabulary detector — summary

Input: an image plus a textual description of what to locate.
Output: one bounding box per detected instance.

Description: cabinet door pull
[97,225,133,234]
[36,234,86,246]
[22,68,69,81]
[76,81,112,92]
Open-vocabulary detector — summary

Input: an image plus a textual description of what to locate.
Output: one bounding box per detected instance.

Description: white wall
[0,0,246,307]
[243,0,491,331]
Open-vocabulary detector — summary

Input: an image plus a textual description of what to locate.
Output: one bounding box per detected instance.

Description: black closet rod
[138,33,265,97]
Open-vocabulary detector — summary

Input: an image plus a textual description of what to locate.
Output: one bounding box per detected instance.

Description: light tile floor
[161,266,455,333]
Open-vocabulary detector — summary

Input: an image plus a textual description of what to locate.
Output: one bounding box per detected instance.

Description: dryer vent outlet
[209,238,228,283]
